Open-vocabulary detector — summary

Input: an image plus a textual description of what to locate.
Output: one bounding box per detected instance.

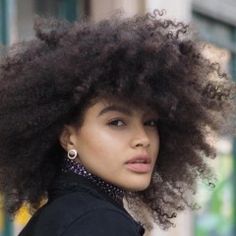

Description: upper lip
[125,155,151,164]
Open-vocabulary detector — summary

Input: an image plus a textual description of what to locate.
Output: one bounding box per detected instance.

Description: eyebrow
[97,105,132,117]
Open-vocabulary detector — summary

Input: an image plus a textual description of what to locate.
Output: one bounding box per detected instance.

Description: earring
[67,149,78,160]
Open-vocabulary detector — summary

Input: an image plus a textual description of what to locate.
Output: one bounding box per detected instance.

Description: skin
[60,99,160,191]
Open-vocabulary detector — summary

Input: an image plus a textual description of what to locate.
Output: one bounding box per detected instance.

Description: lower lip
[125,163,152,173]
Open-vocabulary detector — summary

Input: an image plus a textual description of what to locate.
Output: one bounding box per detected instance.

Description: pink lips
[125,155,152,173]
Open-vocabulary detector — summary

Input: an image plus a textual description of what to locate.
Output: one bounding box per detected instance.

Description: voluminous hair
[0,10,235,229]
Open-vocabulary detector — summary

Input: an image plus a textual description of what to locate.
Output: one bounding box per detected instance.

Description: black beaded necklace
[61,158,125,205]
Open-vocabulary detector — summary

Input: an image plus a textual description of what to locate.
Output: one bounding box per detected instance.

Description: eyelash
[107,118,159,128]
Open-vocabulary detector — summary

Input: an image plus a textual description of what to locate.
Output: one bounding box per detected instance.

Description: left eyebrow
[97,105,132,117]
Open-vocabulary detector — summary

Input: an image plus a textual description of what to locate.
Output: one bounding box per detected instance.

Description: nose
[130,125,150,148]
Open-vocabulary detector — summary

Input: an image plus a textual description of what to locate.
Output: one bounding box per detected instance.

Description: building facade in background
[0,1,236,236]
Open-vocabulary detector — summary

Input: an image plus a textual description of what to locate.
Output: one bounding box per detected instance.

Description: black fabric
[18,172,145,236]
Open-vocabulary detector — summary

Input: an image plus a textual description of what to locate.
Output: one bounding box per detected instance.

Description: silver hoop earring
[67,149,78,160]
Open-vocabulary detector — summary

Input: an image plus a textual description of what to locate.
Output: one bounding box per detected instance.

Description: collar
[61,158,125,206]
[47,171,145,235]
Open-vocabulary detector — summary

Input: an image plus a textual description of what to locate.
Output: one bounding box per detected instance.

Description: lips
[125,155,151,164]
[125,155,152,173]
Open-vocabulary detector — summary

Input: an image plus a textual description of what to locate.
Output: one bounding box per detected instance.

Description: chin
[123,178,151,192]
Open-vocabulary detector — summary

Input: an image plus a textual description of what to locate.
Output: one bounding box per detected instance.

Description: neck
[61,158,125,205]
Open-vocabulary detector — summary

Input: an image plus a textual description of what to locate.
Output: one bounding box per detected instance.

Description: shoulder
[19,191,142,236]
[61,207,142,236]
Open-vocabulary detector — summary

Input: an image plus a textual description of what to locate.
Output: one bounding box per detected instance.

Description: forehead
[93,98,158,116]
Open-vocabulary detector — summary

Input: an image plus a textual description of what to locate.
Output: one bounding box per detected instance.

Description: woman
[0,10,235,236]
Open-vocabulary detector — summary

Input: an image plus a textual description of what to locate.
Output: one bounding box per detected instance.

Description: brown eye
[108,119,126,127]
[145,119,159,127]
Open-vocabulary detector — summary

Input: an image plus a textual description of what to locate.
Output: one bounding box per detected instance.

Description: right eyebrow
[97,105,132,117]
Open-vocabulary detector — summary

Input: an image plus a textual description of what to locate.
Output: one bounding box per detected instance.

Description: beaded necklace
[62,158,125,205]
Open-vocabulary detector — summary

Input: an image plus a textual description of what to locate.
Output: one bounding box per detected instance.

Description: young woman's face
[61,99,160,191]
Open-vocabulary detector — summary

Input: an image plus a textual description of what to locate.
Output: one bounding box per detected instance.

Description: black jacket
[19,172,145,236]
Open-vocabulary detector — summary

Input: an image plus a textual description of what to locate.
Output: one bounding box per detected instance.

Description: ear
[59,125,78,151]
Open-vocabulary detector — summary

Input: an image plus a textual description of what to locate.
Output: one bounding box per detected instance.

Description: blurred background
[0,0,235,235]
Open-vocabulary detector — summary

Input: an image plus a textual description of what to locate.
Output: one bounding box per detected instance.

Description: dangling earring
[67,149,78,160]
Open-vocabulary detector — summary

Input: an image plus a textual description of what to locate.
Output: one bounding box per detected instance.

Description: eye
[145,119,159,127]
[107,119,126,127]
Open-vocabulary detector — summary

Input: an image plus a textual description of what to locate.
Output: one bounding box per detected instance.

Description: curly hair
[0,10,235,230]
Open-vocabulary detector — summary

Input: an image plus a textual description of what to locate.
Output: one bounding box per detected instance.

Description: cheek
[151,132,160,154]
[77,129,125,173]
[77,128,125,159]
